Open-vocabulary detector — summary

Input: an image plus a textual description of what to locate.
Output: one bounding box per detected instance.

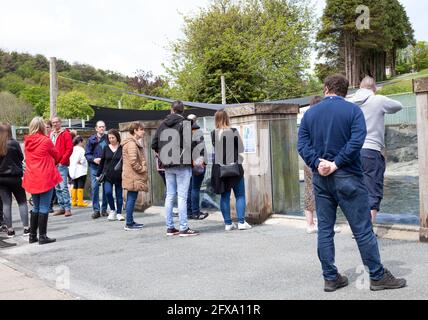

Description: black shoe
[23,228,30,237]
[166,228,180,236]
[7,229,15,238]
[191,212,209,220]
[101,211,108,217]
[0,225,7,233]
[179,228,200,237]
[324,274,349,292]
[92,211,101,220]
[370,269,407,291]
[124,224,143,231]
[38,214,56,245]
[29,211,39,244]
[131,222,144,229]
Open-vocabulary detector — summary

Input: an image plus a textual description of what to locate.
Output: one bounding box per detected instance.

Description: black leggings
[0,177,29,229]
[73,176,87,189]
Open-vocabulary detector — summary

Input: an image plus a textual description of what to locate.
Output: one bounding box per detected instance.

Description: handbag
[114,157,123,172]
[219,163,241,179]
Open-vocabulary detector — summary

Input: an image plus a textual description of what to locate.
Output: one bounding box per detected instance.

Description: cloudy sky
[0,0,425,77]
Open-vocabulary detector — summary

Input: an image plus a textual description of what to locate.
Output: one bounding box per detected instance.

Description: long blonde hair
[29,117,47,136]
[0,123,12,157]
[214,110,230,130]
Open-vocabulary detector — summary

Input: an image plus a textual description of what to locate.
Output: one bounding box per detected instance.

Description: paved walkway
[0,206,427,300]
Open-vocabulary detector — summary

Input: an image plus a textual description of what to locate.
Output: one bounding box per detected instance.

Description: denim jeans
[220,177,246,225]
[89,164,107,213]
[165,167,192,231]
[187,169,206,216]
[361,149,386,212]
[312,170,385,281]
[55,165,71,210]
[125,191,139,226]
[32,189,54,215]
[104,181,123,214]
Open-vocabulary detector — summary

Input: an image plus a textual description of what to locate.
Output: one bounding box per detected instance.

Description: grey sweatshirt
[348,88,403,152]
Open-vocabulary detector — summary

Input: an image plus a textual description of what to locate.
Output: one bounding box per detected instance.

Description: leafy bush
[0,91,34,126]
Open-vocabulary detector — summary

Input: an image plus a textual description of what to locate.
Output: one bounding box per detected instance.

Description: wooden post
[413,77,428,243]
[50,57,58,118]
[221,76,226,105]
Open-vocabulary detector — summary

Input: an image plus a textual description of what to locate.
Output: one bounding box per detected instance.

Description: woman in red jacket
[23,117,62,245]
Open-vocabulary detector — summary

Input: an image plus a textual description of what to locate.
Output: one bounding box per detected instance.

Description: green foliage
[20,86,50,116]
[52,91,94,119]
[168,0,316,103]
[377,80,412,95]
[396,42,428,74]
[0,73,26,95]
[0,91,34,126]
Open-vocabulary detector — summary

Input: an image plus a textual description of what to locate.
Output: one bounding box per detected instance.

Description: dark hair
[128,121,145,135]
[324,74,349,98]
[73,136,84,146]
[0,123,12,157]
[108,129,121,144]
[172,101,184,114]
[44,120,52,128]
[309,96,323,107]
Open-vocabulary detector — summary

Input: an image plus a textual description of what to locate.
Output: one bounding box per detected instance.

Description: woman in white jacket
[69,136,89,207]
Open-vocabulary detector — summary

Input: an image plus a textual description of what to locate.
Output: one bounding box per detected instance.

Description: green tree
[0,92,34,126]
[168,0,315,103]
[20,86,50,116]
[51,91,93,119]
[0,74,26,95]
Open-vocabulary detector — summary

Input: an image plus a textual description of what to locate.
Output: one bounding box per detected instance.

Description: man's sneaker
[23,228,30,237]
[166,228,180,236]
[324,274,349,292]
[101,211,109,217]
[225,223,237,232]
[0,225,7,233]
[179,228,199,237]
[92,211,101,220]
[131,222,144,229]
[238,222,252,231]
[7,229,15,239]
[370,269,407,291]
[306,225,318,234]
[108,211,117,221]
[53,209,65,216]
[116,214,125,221]
[124,224,143,231]
[173,208,179,217]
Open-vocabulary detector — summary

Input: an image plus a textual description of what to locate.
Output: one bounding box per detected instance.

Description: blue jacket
[85,134,108,166]
[297,96,367,177]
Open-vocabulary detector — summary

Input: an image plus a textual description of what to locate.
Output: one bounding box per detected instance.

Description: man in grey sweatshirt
[349,76,403,224]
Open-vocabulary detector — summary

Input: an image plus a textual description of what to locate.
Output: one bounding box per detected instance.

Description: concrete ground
[0,206,427,300]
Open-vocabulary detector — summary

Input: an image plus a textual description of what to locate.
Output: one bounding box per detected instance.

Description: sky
[0,0,426,77]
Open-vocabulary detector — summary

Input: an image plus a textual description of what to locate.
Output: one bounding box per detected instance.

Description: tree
[52,91,93,119]
[0,92,34,126]
[128,70,167,96]
[413,41,428,72]
[20,86,50,116]
[168,0,315,103]
[317,0,414,86]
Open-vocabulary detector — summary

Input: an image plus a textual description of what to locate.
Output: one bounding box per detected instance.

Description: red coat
[22,133,62,195]
[51,129,73,166]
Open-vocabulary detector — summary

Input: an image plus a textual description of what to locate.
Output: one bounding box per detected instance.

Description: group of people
[0,73,409,293]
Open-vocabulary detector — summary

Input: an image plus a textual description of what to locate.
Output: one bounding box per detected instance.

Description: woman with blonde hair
[211,110,251,231]
[0,123,29,238]
[22,117,62,245]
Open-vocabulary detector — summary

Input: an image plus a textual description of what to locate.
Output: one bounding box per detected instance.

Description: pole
[221,76,226,105]
[118,100,122,109]
[414,77,428,243]
[50,57,58,119]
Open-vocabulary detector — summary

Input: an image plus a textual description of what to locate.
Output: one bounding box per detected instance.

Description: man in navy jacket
[298,74,406,293]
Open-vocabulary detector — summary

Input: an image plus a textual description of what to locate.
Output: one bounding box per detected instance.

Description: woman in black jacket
[97,129,124,222]
[211,111,252,232]
[0,123,29,238]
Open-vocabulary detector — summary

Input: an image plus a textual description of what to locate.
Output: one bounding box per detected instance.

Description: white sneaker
[238,222,252,231]
[225,223,237,231]
[334,225,342,233]
[116,214,125,221]
[107,211,117,221]
[306,225,318,234]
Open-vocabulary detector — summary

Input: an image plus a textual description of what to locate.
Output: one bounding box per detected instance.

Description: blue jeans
[187,170,206,216]
[90,164,107,213]
[165,167,192,231]
[361,149,386,212]
[55,165,71,210]
[104,181,123,214]
[220,177,246,225]
[312,170,385,281]
[125,191,139,226]
[32,189,54,215]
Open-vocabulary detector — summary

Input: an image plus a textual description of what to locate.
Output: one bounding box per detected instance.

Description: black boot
[29,211,39,244]
[38,214,56,245]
